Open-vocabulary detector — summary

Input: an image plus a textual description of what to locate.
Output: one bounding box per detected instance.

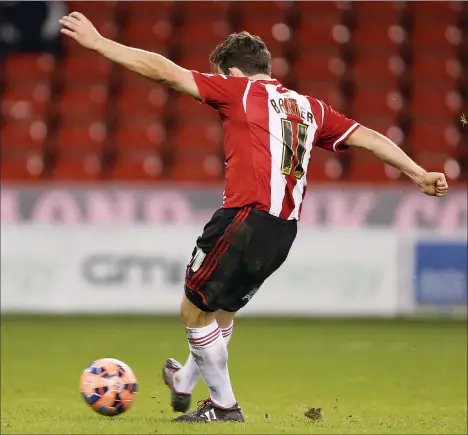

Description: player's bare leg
[164,295,244,422]
[216,309,237,329]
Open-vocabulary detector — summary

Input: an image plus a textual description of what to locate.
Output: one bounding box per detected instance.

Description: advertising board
[413,239,467,315]
[1,224,401,316]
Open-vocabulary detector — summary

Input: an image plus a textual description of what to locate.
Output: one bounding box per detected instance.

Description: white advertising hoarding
[1,224,401,316]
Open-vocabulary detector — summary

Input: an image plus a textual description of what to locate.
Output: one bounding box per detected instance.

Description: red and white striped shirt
[192,72,360,220]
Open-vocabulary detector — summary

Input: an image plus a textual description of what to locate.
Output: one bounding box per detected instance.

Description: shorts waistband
[250,207,297,224]
[224,206,297,226]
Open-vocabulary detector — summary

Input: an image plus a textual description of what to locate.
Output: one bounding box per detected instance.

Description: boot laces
[196,398,211,411]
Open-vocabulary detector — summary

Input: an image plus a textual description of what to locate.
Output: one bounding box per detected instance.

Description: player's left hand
[59,12,103,51]
[415,172,448,197]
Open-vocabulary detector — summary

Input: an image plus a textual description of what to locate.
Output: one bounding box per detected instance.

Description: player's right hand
[59,12,102,51]
[415,172,448,197]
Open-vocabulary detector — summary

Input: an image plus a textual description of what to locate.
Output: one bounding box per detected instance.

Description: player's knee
[179,294,215,328]
[216,310,236,329]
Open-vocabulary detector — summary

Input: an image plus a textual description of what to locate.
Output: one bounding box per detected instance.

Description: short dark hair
[209,31,272,76]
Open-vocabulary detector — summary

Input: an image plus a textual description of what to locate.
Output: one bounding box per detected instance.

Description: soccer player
[60,12,449,423]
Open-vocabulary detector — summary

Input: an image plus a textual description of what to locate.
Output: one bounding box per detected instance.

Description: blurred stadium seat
[115,120,165,151]
[171,150,223,182]
[2,121,48,151]
[299,80,344,109]
[4,53,54,83]
[353,1,402,22]
[116,88,166,122]
[62,56,112,86]
[295,53,341,82]
[56,122,107,151]
[1,149,45,180]
[410,81,460,121]
[177,21,230,48]
[307,147,345,182]
[296,1,341,15]
[352,90,398,122]
[58,88,108,123]
[350,147,397,182]
[111,149,163,181]
[52,148,102,180]
[296,19,342,49]
[410,120,460,151]
[121,18,171,52]
[2,85,50,120]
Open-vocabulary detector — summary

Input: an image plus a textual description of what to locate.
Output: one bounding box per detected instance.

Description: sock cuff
[221,322,234,338]
[210,396,236,409]
[186,321,221,349]
[186,320,218,336]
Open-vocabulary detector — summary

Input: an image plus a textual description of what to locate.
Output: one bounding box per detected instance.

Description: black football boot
[173,399,245,423]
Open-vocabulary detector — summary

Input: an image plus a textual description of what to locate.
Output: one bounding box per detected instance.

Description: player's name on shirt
[269,97,314,124]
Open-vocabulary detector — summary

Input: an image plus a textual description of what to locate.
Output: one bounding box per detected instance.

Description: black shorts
[184,206,297,313]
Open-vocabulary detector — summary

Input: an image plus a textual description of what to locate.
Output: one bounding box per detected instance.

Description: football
[80,358,138,416]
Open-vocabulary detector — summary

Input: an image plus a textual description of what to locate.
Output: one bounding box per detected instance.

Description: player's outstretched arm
[59,12,200,98]
[345,126,448,197]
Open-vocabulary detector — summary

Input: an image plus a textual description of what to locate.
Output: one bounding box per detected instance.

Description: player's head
[209,31,272,78]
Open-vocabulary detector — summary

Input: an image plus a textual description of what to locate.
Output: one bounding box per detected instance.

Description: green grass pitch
[1,315,466,434]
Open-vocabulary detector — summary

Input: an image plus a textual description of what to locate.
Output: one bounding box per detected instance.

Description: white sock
[175,321,236,408]
[174,322,234,395]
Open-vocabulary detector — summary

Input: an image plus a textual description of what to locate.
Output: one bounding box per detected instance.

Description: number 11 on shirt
[280,119,308,180]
